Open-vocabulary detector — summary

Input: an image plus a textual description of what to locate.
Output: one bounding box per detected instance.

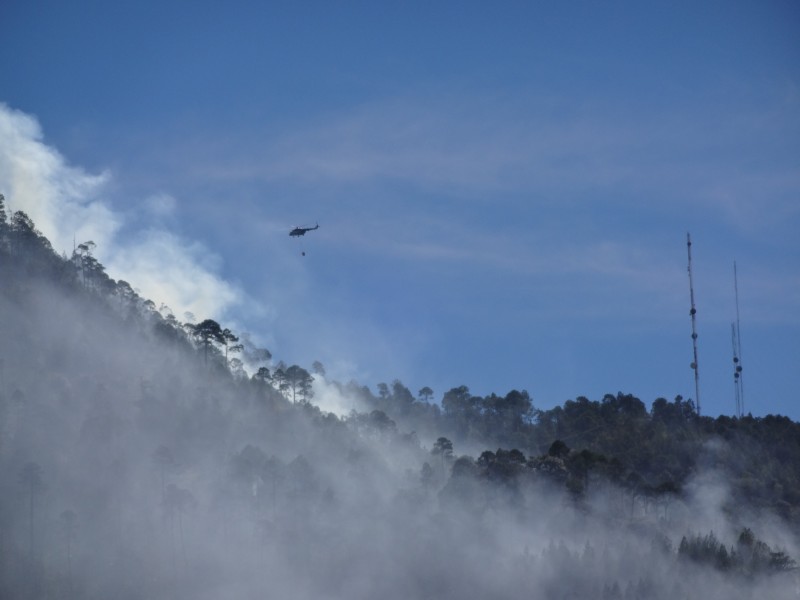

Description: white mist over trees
[0,197,798,599]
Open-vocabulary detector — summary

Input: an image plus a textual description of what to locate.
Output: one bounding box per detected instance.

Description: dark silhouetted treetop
[679,528,797,575]
[548,440,570,459]
[284,365,314,403]
[0,193,9,253]
[187,319,226,364]
[418,386,434,403]
[311,360,326,378]
[432,436,454,478]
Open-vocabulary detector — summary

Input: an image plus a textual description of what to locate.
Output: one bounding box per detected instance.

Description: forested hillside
[0,196,797,599]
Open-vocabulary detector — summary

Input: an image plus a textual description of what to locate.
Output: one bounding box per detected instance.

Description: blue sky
[1,1,798,419]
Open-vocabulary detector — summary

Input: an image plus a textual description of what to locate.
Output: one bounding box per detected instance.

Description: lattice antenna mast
[733,261,744,416]
[731,323,742,417]
[687,233,701,416]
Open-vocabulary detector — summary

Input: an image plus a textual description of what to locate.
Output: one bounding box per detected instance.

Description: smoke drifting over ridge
[0,240,798,599]
[1,102,798,599]
[0,103,241,322]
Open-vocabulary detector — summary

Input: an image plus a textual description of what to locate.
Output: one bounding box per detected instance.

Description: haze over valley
[0,199,798,599]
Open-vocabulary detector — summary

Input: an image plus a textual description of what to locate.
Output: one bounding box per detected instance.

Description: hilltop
[1,197,797,599]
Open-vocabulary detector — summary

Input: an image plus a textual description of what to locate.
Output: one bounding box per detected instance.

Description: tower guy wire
[687,233,701,416]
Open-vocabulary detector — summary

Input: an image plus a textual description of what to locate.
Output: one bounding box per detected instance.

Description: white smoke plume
[0,103,241,321]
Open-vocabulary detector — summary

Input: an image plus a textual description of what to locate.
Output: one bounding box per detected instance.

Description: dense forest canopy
[0,196,798,599]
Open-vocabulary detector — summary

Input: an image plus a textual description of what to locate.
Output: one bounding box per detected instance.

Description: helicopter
[289,223,319,237]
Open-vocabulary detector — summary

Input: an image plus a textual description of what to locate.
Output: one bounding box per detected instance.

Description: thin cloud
[329,213,684,310]
[143,192,178,219]
[231,90,799,227]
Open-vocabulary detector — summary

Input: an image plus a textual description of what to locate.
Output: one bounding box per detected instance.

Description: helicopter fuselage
[289,224,319,237]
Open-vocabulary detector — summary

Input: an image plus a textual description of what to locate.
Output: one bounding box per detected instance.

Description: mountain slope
[0,201,797,599]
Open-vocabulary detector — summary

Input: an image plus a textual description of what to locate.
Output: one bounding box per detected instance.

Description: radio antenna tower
[731,323,742,417]
[732,261,744,416]
[687,233,701,416]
